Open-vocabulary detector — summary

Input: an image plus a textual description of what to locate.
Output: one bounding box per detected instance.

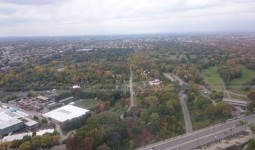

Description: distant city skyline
[0,0,255,36]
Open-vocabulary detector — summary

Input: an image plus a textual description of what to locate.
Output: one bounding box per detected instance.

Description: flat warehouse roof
[0,118,23,129]
[2,129,54,142]
[0,107,26,123]
[2,132,32,142]
[42,105,89,123]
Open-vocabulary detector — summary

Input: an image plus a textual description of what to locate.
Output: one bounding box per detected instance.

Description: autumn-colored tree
[52,135,60,144]
[40,134,52,148]
[84,137,94,150]
[97,144,110,150]
[124,98,131,106]
[66,135,78,150]
[19,141,31,150]
[99,103,105,112]
[247,90,255,112]
[0,142,11,150]
[95,69,102,76]
[248,90,255,102]
[31,136,41,149]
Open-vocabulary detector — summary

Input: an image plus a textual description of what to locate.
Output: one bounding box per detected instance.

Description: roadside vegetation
[0,132,60,150]
[186,87,232,130]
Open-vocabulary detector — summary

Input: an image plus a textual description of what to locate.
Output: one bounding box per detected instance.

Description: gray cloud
[0,0,67,5]
[0,7,17,14]
[0,0,255,36]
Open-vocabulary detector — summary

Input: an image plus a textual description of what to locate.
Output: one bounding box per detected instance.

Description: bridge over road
[223,98,250,109]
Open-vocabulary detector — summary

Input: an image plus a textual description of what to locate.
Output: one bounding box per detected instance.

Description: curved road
[163,73,192,133]
[179,91,193,133]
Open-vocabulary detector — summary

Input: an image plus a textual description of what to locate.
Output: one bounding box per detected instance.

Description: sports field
[74,99,102,109]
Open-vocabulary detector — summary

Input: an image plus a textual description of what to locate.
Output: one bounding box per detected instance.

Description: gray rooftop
[0,118,23,129]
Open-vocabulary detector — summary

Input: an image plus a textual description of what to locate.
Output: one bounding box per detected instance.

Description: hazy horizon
[1,0,255,36]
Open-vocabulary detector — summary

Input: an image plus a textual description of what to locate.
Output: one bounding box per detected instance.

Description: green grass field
[114,107,127,116]
[202,65,254,99]
[74,99,102,109]
[202,66,224,91]
[230,66,255,95]
[228,93,248,101]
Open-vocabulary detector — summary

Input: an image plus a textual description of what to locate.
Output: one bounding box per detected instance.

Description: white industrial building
[0,119,24,135]
[42,104,89,123]
[2,129,55,142]
[0,107,38,135]
[149,79,161,86]
[22,117,39,130]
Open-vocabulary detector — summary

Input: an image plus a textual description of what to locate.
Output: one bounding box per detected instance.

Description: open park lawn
[202,66,224,91]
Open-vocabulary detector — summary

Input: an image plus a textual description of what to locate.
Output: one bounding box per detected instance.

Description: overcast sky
[0,0,255,36]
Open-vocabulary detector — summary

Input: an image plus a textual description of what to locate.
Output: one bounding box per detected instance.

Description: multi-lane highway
[137,114,255,150]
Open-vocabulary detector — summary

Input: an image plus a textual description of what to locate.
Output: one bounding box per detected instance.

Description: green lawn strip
[115,107,127,116]
[168,55,177,60]
[228,93,248,101]
[191,116,226,130]
[178,109,186,132]
[74,99,102,109]
[190,55,197,59]
[223,92,231,99]
[191,119,211,130]
[231,66,255,85]
[230,66,255,95]
[202,66,224,91]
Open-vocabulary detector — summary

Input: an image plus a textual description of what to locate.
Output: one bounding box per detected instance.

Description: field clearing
[74,99,102,109]
[230,66,255,95]
[113,107,127,116]
[202,66,224,91]
[190,55,197,59]
[228,93,248,101]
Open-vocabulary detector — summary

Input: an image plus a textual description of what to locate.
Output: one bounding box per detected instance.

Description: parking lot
[3,90,59,115]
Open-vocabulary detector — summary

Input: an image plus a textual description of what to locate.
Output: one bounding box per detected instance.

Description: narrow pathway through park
[179,90,193,133]
[127,67,134,111]
[218,74,231,99]
[163,73,193,133]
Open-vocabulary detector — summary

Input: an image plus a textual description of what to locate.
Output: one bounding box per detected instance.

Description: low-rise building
[0,107,38,135]
[21,117,39,130]
[0,119,24,135]
[59,97,75,105]
[149,79,161,86]
[42,105,89,123]
[47,102,63,110]
[72,85,80,89]
[36,96,49,103]
[2,129,55,142]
